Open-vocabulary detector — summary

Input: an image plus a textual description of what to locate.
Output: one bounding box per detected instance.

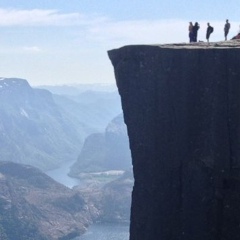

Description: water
[73,223,129,240]
[45,161,80,188]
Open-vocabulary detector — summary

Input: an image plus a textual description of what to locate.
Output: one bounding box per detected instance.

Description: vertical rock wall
[108,44,240,240]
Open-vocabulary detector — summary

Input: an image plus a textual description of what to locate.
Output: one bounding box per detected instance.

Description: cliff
[108,41,240,240]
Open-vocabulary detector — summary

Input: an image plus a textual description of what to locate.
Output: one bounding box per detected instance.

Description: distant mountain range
[0,78,84,170]
[52,90,122,133]
[0,78,133,238]
[38,83,117,96]
[0,78,122,170]
[38,83,122,132]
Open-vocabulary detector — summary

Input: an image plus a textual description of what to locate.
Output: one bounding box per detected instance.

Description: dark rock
[108,42,240,240]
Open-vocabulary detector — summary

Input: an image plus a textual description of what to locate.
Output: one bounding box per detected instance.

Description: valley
[0,78,132,240]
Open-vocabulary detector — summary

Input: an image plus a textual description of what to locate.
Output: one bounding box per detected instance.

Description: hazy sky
[0,0,239,86]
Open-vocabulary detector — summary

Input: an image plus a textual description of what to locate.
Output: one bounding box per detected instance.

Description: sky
[0,0,239,86]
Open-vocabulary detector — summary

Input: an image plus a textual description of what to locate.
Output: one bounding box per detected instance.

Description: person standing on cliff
[189,22,194,42]
[224,19,230,40]
[206,23,214,44]
[192,22,200,42]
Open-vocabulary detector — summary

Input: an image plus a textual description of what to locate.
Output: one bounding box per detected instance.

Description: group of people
[188,19,231,43]
[188,22,200,42]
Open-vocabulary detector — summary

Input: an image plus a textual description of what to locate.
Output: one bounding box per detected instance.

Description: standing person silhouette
[224,19,231,40]
[189,22,194,42]
[192,22,200,42]
[206,23,214,44]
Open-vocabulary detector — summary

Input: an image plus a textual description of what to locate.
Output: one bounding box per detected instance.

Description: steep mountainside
[99,170,133,223]
[69,114,132,176]
[52,90,122,133]
[109,42,240,240]
[75,170,133,224]
[0,78,87,170]
[0,161,98,240]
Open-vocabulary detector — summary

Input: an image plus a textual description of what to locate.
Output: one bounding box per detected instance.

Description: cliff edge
[108,41,240,240]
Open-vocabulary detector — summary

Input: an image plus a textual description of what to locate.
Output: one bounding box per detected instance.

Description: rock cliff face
[108,41,240,240]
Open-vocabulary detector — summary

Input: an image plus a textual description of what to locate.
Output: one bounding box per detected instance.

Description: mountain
[38,83,117,96]
[52,90,122,133]
[0,161,98,240]
[75,170,133,224]
[38,83,122,133]
[0,78,88,170]
[69,114,132,176]
[98,170,133,223]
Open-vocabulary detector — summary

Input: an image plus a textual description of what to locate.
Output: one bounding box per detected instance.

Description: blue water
[73,223,129,240]
[45,161,81,188]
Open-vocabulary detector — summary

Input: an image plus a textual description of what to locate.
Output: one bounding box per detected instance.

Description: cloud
[0,8,106,27]
[22,46,42,53]
[88,19,187,45]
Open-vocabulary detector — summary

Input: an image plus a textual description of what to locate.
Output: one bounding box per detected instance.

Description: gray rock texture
[108,40,240,240]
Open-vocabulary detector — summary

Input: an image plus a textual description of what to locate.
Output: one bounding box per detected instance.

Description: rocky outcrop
[0,162,99,240]
[108,41,240,240]
[75,170,133,223]
[70,114,131,176]
[99,170,133,223]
